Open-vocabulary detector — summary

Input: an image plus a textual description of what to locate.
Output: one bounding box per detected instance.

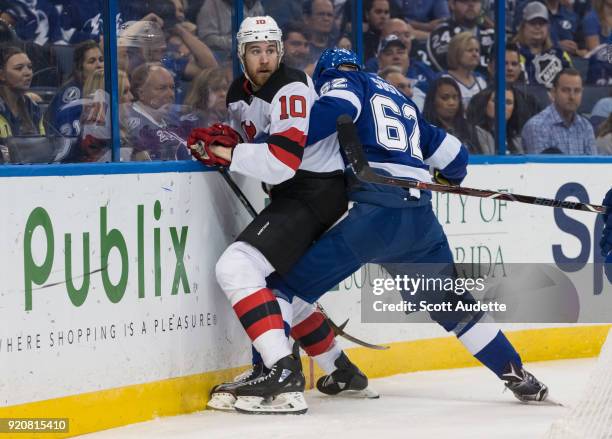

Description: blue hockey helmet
[312,47,361,83]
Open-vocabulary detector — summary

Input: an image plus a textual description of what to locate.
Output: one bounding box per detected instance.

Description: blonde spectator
[444,31,487,108]
[64,69,134,162]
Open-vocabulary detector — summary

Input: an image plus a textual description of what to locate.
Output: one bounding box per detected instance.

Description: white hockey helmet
[236,16,284,81]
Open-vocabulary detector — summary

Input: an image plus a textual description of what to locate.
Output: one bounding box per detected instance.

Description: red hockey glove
[207,123,243,143]
[187,125,241,166]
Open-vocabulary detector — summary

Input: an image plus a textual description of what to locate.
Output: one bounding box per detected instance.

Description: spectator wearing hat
[375,34,433,109]
[376,34,436,84]
[513,1,571,88]
[521,68,596,154]
[365,18,417,70]
[514,0,580,55]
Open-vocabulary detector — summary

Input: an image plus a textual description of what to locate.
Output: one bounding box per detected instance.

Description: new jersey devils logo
[241,120,257,142]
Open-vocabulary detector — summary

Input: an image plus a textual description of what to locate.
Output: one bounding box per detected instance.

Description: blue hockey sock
[473,330,522,378]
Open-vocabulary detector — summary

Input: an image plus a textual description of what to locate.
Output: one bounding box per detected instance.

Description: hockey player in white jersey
[187,17,369,414]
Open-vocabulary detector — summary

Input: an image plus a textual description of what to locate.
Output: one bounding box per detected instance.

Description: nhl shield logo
[533,53,562,87]
[241,120,257,142]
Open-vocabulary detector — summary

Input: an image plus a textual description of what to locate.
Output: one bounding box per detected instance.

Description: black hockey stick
[335,115,609,215]
[218,167,258,218]
[193,140,258,217]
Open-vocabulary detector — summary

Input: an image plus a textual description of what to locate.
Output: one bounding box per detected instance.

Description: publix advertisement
[0,163,610,407]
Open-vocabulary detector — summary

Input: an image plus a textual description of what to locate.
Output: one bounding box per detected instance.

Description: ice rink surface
[82,359,596,439]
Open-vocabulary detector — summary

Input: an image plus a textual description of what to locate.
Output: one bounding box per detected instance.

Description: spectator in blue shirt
[582,0,612,51]
[521,68,597,154]
[391,0,450,33]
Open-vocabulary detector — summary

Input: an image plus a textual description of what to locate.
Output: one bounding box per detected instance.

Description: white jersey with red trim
[226,63,344,185]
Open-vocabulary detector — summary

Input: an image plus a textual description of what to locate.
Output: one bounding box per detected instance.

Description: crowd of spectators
[0,0,609,164]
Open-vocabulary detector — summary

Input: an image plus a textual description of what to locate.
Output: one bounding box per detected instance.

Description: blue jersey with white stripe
[308,69,468,189]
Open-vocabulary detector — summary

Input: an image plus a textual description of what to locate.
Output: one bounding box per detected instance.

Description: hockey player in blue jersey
[260,47,549,405]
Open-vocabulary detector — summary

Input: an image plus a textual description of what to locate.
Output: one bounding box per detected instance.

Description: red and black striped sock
[233,288,285,342]
[291,310,334,356]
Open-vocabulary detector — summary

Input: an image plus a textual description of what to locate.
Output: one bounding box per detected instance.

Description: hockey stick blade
[317,302,390,350]
[336,115,609,215]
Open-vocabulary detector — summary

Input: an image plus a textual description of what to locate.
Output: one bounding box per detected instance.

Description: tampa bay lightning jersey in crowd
[46,80,83,137]
[3,0,62,44]
[123,103,195,160]
[308,69,468,192]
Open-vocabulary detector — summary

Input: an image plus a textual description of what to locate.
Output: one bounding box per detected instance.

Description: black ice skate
[502,362,549,402]
[233,354,307,414]
[206,363,267,411]
[316,352,379,399]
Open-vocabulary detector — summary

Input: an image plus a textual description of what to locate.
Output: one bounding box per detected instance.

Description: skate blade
[521,396,564,407]
[206,392,236,411]
[234,392,308,415]
[335,387,380,399]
